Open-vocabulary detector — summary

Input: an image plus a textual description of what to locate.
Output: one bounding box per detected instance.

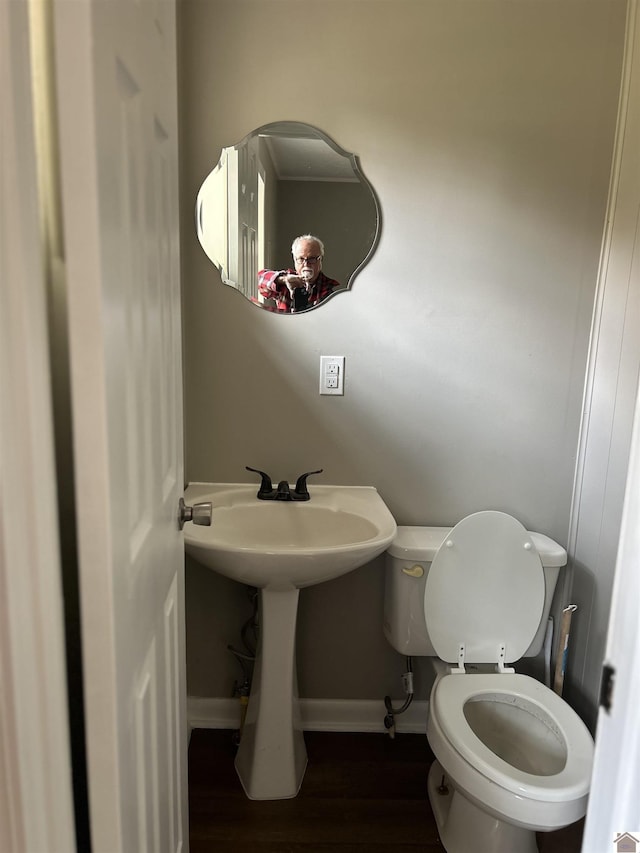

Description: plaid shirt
[257,269,339,313]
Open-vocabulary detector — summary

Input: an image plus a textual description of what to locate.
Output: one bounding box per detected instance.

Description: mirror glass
[195,122,380,313]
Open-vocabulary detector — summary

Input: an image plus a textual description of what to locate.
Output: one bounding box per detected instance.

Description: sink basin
[183,483,397,589]
[183,481,397,801]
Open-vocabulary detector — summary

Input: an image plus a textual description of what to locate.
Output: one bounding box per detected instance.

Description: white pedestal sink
[183,482,397,800]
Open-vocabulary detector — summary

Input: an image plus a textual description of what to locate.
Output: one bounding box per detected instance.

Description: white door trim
[581,0,640,847]
[0,1,76,850]
[583,385,640,848]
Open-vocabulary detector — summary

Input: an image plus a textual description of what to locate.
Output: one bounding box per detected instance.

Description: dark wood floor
[188,729,584,852]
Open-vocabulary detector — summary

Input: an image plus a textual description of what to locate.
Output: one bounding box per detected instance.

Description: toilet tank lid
[387,525,567,567]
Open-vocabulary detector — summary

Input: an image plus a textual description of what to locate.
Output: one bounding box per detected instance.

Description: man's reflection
[257,235,340,313]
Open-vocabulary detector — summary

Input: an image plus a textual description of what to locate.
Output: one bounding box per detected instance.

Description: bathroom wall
[178,0,627,711]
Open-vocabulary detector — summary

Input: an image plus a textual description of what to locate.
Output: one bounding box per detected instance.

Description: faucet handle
[293,469,323,500]
[246,466,277,499]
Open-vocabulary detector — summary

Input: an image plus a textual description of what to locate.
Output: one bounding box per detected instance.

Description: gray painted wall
[179,0,627,715]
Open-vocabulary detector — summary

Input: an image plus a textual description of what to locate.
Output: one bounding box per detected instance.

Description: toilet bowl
[428,671,593,845]
[384,511,594,853]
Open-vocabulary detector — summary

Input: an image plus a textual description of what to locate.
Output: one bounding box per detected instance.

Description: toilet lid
[424,511,545,665]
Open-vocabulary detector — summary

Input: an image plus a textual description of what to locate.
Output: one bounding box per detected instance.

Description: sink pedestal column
[234,586,307,799]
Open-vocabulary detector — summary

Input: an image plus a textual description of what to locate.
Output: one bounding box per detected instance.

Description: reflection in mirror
[195,122,380,313]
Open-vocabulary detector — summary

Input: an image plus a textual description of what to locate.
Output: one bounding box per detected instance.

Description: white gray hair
[291,234,325,257]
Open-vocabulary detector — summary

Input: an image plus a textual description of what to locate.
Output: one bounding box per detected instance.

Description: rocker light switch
[320,355,345,395]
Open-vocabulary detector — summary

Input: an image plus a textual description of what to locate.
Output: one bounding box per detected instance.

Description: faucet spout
[276,480,292,500]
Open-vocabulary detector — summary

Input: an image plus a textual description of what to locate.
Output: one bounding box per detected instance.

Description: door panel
[53,0,187,850]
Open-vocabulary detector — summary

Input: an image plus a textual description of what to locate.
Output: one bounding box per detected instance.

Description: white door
[237,135,260,298]
[53,1,188,850]
[581,0,640,846]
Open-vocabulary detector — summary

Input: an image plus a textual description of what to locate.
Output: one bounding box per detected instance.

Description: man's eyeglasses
[295,255,322,264]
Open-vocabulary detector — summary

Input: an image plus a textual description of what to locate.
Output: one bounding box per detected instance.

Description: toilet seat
[430,672,593,803]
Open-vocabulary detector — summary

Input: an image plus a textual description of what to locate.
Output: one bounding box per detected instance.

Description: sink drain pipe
[383,657,414,738]
[228,586,259,745]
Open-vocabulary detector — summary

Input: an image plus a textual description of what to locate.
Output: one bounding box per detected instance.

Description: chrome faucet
[246,467,323,501]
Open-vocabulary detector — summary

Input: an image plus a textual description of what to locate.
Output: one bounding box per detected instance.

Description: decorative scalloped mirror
[195,122,380,314]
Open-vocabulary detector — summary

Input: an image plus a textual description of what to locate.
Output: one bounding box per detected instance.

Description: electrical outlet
[320,355,345,395]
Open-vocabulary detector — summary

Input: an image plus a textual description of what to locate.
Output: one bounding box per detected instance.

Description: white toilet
[384,511,594,853]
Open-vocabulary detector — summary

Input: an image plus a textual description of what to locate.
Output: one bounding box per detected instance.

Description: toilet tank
[383,525,567,659]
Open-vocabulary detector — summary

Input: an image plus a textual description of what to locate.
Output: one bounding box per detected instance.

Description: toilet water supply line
[384,657,414,738]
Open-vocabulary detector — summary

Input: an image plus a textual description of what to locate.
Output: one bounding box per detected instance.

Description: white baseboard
[188,696,428,735]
